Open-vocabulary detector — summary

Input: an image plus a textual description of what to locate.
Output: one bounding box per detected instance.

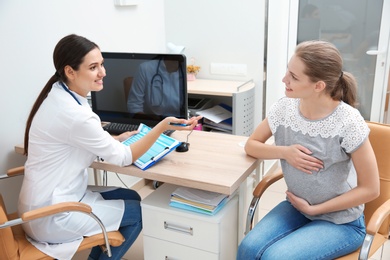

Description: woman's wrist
[278,146,287,160]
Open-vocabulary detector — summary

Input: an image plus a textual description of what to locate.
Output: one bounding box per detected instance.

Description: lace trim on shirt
[268,98,369,153]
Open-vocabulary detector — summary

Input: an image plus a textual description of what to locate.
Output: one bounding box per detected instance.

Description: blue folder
[122,123,181,170]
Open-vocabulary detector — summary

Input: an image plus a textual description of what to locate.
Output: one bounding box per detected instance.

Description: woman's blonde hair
[295,40,358,107]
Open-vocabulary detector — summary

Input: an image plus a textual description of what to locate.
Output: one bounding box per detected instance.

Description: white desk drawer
[143,236,219,260]
[143,206,221,252]
[141,183,238,254]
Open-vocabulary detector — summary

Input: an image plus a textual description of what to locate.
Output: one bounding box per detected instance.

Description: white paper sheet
[196,105,232,123]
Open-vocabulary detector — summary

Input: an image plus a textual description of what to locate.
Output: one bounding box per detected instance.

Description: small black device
[175,129,193,153]
[175,142,189,152]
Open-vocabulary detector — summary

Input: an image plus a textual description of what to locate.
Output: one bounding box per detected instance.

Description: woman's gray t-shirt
[267,97,369,224]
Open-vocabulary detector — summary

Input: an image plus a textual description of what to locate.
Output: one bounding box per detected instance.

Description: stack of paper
[195,104,233,133]
[169,186,229,215]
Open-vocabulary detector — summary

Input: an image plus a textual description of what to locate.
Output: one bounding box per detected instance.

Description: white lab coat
[18,82,133,259]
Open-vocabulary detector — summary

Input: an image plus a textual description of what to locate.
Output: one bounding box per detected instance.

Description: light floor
[73,178,390,260]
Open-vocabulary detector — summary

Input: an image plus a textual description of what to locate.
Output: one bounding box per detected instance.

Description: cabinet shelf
[187,79,255,136]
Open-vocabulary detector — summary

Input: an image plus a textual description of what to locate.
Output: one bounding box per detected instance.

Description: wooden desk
[15,130,258,195]
[15,130,263,241]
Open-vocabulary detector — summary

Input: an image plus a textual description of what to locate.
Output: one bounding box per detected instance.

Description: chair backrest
[364,121,390,236]
[0,194,19,260]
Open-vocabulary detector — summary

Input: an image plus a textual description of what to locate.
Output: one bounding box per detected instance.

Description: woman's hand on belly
[286,190,317,216]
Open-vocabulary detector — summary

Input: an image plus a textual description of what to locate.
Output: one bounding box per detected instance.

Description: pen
[151,147,169,161]
[168,122,190,126]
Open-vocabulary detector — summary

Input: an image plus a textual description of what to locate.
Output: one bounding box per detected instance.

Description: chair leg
[245,197,260,235]
[88,212,112,257]
[359,234,374,260]
[379,243,385,260]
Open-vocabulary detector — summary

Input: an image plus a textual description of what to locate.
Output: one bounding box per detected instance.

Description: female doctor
[19,34,201,260]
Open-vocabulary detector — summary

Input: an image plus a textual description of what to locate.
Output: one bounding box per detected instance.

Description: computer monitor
[91,52,188,127]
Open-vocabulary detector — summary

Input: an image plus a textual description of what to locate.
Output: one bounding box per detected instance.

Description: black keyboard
[103,122,174,136]
[103,123,139,135]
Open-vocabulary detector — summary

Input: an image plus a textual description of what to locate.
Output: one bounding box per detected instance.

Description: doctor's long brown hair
[24,34,99,155]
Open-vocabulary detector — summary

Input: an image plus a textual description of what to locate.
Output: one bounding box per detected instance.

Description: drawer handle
[164,221,193,236]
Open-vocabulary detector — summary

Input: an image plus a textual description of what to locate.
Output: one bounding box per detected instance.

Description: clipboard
[121,123,181,170]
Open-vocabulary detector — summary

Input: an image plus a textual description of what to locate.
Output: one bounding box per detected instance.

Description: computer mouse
[176,142,189,152]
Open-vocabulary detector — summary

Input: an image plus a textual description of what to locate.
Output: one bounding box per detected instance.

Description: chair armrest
[245,170,284,235]
[366,199,390,235]
[1,201,114,257]
[1,202,92,227]
[21,202,92,222]
[7,166,25,177]
[358,199,390,260]
[253,170,284,198]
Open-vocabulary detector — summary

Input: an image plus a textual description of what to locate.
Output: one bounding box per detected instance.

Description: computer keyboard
[103,122,174,136]
[103,122,138,135]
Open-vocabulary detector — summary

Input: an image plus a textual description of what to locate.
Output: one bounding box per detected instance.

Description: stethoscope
[60,81,82,106]
[150,59,164,107]
[149,59,183,107]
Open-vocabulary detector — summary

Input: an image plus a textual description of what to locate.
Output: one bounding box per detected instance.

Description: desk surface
[15,131,260,195]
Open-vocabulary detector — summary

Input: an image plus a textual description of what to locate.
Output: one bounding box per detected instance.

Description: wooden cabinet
[187,79,255,136]
[141,183,238,260]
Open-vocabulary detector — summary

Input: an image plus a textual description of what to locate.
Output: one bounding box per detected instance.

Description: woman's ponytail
[331,71,358,108]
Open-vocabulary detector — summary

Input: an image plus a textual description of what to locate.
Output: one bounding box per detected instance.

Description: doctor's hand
[160,116,202,131]
[283,144,323,174]
[114,130,139,142]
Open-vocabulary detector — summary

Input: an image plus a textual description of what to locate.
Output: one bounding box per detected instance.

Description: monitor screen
[91,52,188,127]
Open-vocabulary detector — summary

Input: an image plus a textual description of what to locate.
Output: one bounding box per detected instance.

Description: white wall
[165,0,266,125]
[0,0,166,211]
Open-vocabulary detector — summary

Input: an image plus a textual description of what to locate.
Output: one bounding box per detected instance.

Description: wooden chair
[0,167,124,260]
[245,121,390,260]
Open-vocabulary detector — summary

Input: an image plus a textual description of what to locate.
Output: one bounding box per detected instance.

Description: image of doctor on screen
[126,58,184,119]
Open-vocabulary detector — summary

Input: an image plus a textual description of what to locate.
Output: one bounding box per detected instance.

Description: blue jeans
[237,200,366,260]
[88,188,142,260]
